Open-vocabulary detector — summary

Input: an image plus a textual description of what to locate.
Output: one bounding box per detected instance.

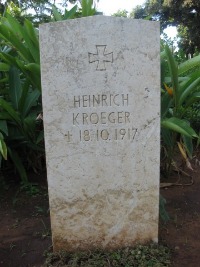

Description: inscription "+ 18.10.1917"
[65,128,138,142]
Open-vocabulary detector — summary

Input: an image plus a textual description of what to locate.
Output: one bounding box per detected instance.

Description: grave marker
[40,16,160,251]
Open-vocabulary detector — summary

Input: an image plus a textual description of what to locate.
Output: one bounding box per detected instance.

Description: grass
[43,243,171,267]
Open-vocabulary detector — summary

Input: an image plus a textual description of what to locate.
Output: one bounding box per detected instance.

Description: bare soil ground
[159,154,200,267]
[0,173,51,267]
[0,155,200,267]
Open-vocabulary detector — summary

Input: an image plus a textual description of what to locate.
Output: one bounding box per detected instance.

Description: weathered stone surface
[40,16,160,251]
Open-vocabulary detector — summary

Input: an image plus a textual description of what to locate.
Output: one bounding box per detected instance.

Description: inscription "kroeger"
[73,111,130,125]
[74,94,129,108]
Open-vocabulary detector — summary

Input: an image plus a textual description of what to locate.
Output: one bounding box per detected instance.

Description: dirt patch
[159,157,200,267]
[0,160,200,266]
[0,173,52,267]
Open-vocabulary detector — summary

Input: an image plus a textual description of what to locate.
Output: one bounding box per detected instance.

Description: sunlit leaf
[179,55,200,76]
[52,5,63,21]
[0,137,7,160]
[64,5,78,19]
[0,62,9,71]
[161,117,198,138]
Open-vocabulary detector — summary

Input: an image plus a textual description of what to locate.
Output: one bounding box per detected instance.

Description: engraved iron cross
[88,45,113,71]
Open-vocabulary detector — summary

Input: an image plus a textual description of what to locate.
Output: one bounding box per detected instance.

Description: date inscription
[65,127,138,142]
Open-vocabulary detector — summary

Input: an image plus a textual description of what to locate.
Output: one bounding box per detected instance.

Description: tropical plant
[0,13,41,89]
[0,13,42,183]
[0,65,43,183]
[161,44,200,176]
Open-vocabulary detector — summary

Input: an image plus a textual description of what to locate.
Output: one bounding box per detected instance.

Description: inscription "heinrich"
[74,94,129,108]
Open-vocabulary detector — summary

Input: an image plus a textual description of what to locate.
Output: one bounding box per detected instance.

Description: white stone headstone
[40,16,160,251]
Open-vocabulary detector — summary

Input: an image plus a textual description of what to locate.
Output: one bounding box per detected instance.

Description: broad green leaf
[8,148,28,184]
[81,0,87,16]
[0,98,21,125]
[161,117,198,138]
[22,20,40,63]
[0,120,8,135]
[64,5,78,19]
[0,52,18,66]
[52,5,63,21]
[179,55,200,76]
[82,0,95,17]
[22,90,40,118]
[0,137,7,160]
[179,76,200,105]
[9,66,22,110]
[0,24,33,62]
[0,62,9,71]
[5,13,23,40]
[13,61,41,91]
[179,70,200,95]
[24,63,40,76]
[21,30,39,63]
[24,19,39,50]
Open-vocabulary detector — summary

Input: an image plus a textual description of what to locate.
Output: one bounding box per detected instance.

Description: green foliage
[161,44,200,175]
[183,103,200,132]
[0,66,42,183]
[0,13,41,91]
[0,13,43,182]
[20,182,41,196]
[81,0,96,17]
[52,4,78,21]
[113,9,128,18]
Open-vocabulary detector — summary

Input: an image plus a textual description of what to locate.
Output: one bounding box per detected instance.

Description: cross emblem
[88,45,113,71]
